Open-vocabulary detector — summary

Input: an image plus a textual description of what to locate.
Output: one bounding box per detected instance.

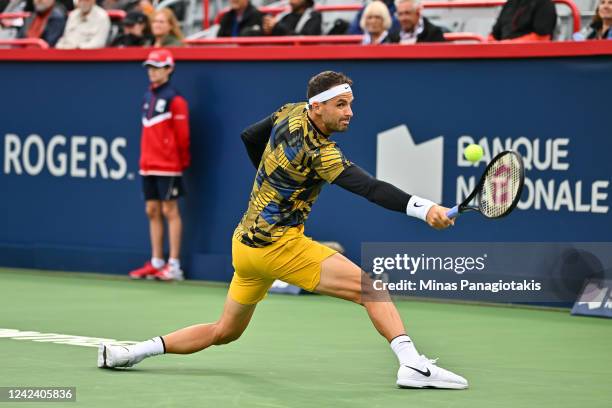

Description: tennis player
[98,71,468,389]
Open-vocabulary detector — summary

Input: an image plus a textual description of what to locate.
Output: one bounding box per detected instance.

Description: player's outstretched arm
[332,164,454,230]
[240,114,274,169]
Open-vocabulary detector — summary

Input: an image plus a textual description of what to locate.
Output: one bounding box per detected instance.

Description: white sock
[390,335,420,365]
[168,258,181,269]
[129,336,165,364]
[151,257,165,269]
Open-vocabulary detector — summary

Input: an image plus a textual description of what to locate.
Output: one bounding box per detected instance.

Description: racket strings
[479,153,522,218]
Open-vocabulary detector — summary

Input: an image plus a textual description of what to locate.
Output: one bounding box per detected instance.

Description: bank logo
[376,125,444,203]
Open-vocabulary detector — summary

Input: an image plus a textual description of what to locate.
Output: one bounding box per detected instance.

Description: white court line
[0,328,135,348]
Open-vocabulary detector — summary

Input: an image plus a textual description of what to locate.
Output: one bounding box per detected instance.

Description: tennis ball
[464,144,484,163]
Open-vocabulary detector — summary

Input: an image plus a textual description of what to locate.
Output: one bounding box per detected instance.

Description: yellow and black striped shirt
[236,103,352,247]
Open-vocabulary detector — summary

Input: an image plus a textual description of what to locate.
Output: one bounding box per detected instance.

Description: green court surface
[0,268,610,408]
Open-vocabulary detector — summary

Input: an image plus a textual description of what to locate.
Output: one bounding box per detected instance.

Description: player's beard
[325,117,351,133]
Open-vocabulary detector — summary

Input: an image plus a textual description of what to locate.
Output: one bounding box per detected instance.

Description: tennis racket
[447,150,525,219]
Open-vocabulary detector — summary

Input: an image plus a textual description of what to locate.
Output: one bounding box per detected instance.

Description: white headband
[308,83,352,107]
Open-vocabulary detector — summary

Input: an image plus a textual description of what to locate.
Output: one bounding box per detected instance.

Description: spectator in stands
[584,0,612,40]
[151,7,183,46]
[361,0,393,44]
[349,0,399,35]
[102,0,141,13]
[25,0,72,13]
[217,0,263,37]
[489,0,557,42]
[389,0,445,43]
[111,10,153,46]
[129,49,190,282]
[56,0,110,48]
[17,0,66,46]
[262,0,321,36]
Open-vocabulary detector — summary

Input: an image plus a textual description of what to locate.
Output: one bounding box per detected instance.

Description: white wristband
[406,196,436,222]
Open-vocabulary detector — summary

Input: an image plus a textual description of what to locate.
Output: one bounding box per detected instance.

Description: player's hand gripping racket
[447,150,525,219]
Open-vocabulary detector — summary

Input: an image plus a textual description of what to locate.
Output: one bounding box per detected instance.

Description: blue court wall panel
[0,56,610,281]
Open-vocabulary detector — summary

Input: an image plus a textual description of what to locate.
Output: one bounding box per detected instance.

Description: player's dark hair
[307,71,353,99]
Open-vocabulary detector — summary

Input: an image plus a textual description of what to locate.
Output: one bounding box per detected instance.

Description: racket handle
[446,205,459,219]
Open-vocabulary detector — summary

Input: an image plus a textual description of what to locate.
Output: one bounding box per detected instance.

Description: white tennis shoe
[397,355,468,389]
[97,343,137,369]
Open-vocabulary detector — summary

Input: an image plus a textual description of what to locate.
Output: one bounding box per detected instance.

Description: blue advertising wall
[1,54,611,282]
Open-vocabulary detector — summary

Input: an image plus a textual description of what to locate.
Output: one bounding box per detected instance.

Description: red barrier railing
[209,0,580,34]
[2,42,612,61]
[0,12,29,20]
[184,32,486,46]
[0,9,126,22]
[106,10,126,21]
[444,32,487,42]
[204,0,210,29]
[0,38,49,48]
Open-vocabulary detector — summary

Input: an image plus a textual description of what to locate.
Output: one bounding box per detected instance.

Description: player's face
[396,1,420,32]
[147,66,173,86]
[320,92,353,133]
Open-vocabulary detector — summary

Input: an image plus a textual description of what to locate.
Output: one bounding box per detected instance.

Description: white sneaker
[397,355,468,389]
[97,343,136,369]
[153,264,184,281]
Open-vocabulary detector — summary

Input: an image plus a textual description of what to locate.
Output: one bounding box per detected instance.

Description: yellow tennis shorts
[229,225,337,305]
